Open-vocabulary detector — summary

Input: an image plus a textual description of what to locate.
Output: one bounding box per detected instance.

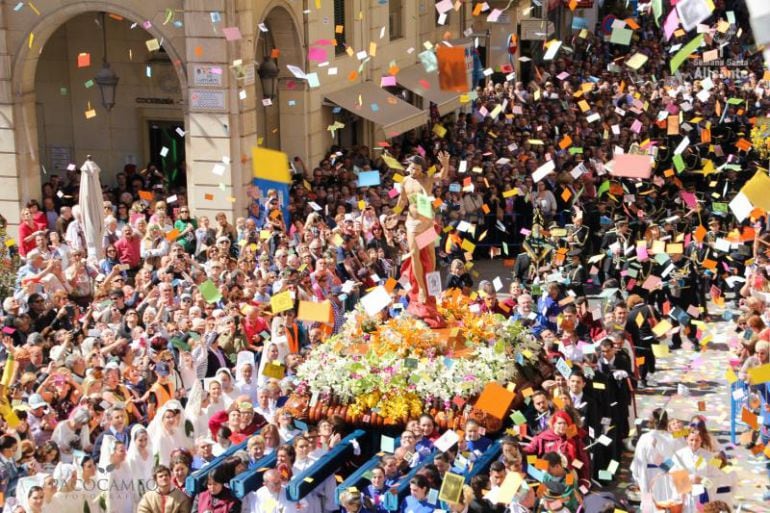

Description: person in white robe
[44,463,83,513]
[146,400,194,467]
[184,379,210,439]
[257,340,289,389]
[671,430,721,513]
[292,436,337,513]
[216,368,240,405]
[202,377,228,422]
[235,352,259,404]
[126,425,155,503]
[243,468,298,513]
[69,454,100,513]
[96,435,134,513]
[630,409,678,513]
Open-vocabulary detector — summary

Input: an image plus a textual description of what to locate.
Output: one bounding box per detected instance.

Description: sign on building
[192,65,225,87]
[189,89,227,112]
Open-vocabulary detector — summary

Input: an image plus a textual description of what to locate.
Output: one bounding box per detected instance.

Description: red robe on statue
[400,244,446,328]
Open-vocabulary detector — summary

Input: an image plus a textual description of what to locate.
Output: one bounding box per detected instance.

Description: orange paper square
[436,46,468,93]
[204,193,214,201]
[474,382,516,420]
[741,407,759,430]
[736,138,752,152]
[694,225,707,242]
[559,135,572,149]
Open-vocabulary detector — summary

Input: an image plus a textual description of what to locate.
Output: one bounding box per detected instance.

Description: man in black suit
[525,390,554,437]
[568,370,600,443]
[565,248,587,297]
[596,339,634,462]
[600,215,632,282]
[625,297,658,387]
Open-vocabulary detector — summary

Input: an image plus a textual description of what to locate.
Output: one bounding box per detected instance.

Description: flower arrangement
[750,121,770,161]
[295,294,543,424]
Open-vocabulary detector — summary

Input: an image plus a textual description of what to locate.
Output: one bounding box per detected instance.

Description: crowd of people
[0,0,768,512]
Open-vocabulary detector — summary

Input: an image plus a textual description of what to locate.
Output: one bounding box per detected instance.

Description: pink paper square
[308,47,327,62]
[223,26,242,41]
[664,9,679,41]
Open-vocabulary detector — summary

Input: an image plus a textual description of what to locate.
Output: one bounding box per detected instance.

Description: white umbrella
[79,156,105,262]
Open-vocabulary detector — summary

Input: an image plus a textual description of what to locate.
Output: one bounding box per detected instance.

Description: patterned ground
[616,316,769,512]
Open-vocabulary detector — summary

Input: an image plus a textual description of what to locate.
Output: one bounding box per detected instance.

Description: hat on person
[180,292,192,302]
[155,362,170,377]
[28,393,49,410]
[196,435,215,446]
[613,214,629,224]
[238,401,254,413]
[216,236,231,244]
[568,248,582,258]
[71,408,90,425]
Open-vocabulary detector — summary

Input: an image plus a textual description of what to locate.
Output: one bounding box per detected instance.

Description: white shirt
[244,485,298,513]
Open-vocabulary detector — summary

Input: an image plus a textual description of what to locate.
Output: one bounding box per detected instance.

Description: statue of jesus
[395,151,450,328]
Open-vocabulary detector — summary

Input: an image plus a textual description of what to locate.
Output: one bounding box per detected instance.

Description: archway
[11,3,188,211]
[255,2,309,162]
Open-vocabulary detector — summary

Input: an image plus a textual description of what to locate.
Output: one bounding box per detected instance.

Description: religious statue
[395,152,450,328]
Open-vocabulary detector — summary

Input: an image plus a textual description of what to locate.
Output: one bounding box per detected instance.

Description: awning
[396,65,462,116]
[326,81,428,139]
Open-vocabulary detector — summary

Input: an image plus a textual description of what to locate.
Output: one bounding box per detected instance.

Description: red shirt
[18,222,38,257]
[114,236,142,268]
[242,316,269,344]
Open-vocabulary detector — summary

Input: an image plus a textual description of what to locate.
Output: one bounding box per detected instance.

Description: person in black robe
[594,339,634,472]
[625,295,659,387]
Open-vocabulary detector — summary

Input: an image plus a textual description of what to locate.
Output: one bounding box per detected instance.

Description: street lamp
[94,12,119,111]
[257,54,279,100]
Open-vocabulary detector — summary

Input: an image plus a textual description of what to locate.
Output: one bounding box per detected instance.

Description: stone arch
[254,0,309,160]
[9,1,188,207]
[255,0,304,77]
[12,2,188,96]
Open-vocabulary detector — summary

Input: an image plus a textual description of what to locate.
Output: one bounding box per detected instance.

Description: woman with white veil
[72,455,99,513]
[46,463,81,513]
[125,425,154,503]
[146,399,193,467]
[97,435,133,513]
[14,475,48,513]
[257,340,289,389]
[234,351,258,403]
[202,377,227,421]
[184,379,210,438]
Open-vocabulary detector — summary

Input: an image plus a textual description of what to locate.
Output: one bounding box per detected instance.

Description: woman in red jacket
[523,410,591,484]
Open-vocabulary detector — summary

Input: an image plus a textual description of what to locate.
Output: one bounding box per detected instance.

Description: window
[389,0,403,40]
[334,0,346,55]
